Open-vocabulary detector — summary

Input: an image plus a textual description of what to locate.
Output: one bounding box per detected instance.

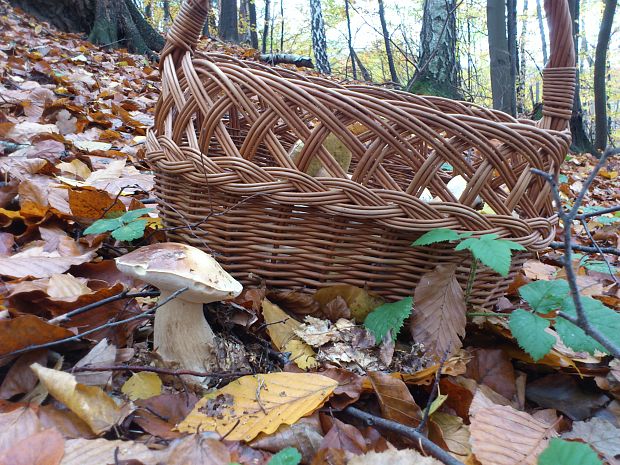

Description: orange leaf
[0,315,74,357]
[68,188,125,222]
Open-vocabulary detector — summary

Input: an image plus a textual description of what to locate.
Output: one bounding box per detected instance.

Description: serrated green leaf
[538,438,602,465]
[120,208,153,224]
[111,219,148,242]
[364,297,413,343]
[412,229,470,246]
[581,259,618,275]
[83,217,123,235]
[519,280,570,313]
[455,234,525,276]
[267,447,302,465]
[555,296,620,355]
[509,309,555,361]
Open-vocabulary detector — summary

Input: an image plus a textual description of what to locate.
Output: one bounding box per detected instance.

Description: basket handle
[540,0,576,131]
[161,0,576,131]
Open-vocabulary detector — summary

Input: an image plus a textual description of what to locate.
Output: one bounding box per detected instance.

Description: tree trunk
[280,0,284,51]
[354,51,372,81]
[378,0,398,84]
[408,0,460,99]
[248,0,259,49]
[487,0,514,114]
[8,0,164,56]
[239,0,250,44]
[310,0,331,74]
[535,0,548,64]
[568,0,594,153]
[262,0,270,54]
[594,0,617,151]
[345,0,357,80]
[219,0,239,42]
[517,0,528,114]
[506,0,518,116]
[162,0,170,26]
[145,1,152,20]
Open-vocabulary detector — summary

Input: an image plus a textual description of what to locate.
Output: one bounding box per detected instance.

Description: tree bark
[487,0,514,114]
[535,0,548,64]
[219,0,239,42]
[594,0,617,151]
[239,0,250,44]
[262,0,270,54]
[506,0,518,116]
[248,0,259,49]
[8,0,164,56]
[310,0,331,74]
[345,0,357,80]
[378,0,398,84]
[517,0,528,114]
[408,0,460,99]
[568,0,594,153]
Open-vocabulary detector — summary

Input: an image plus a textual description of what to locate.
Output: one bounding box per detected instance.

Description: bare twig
[579,218,619,282]
[48,290,160,324]
[532,147,620,358]
[344,406,465,465]
[549,242,620,256]
[416,350,450,433]
[575,204,620,220]
[0,287,188,359]
[71,364,252,379]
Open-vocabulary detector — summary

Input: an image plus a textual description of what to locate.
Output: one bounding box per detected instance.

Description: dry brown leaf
[30,363,132,435]
[347,447,442,465]
[0,316,74,357]
[68,188,125,222]
[410,264,466,359]
[134,393,199,440]
[0,428,64,465]
[431,412,471,459]
[470,398,557,465]
[61,438,168,465]
[367,371,422,428]
[177,372,337,442]
[313,285,384,321]
[0,407,41,455]
[562,417,620,457]
[166,435,231,465]
[72,339,117,386]
[121,372,162,400]
[251,416,323,464]
[262,299,318,370]
[0,351,47,399]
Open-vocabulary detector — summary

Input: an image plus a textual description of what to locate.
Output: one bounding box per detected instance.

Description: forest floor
[0,2,619,465]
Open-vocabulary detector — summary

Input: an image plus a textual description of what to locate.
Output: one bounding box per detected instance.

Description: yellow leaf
[600,169,618,179]
[313,285,384,321]
[121,372,162,400]
[176,372,337,441]
[262,299,317,370]
[30,363,132,435]
[55,159,92,180]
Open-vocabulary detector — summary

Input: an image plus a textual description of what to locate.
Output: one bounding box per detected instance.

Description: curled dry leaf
[367,371,422,428]
[410,263,466,360]
[177,372,337,442]
[30,363,133,435]
[251,415,323,464]
[0,350,47,399]
[0,315,74,357]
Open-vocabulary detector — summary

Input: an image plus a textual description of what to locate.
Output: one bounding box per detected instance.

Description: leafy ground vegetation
[1,2,620,465]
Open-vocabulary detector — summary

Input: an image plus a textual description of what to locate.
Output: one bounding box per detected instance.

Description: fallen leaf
[410,264,466,359]
[251,416,323,464]
[347,447,442,465]
[313,285,384,321]
[0,428,64,465]
[465,348,516,400]
[431,412,471,459]
[166,434,231,465]
[134,393,199,440]
[61,438,168,465]
[0,350,47,399]
[177,372,337,442]
[121,372,162,401]
[73,339,117,386]
[0,406,41,455]
[562,417,620,457]
[368,371,422,428]
[30,363,132,434]
[0,316,74,357]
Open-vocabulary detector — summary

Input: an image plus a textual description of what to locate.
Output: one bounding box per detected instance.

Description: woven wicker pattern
[146,0,576,307]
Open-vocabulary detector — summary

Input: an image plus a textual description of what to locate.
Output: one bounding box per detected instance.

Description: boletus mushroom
[115,242,242,380]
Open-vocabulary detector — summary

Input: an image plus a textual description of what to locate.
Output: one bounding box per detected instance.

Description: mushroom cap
[115,242,242,303]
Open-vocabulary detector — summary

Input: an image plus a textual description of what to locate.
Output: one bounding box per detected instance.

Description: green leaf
[120,208,153,224]
[83,217,123,235]
[555,295,620,355]
[581,259,618,275]
[267,447,302,465]
[364,297,413,343]
[412,229,470,246]
[455,234,525,276]
[509,309,555,361]
[519,280,570,313]
[111,219,148,242]
[538,438,602,465]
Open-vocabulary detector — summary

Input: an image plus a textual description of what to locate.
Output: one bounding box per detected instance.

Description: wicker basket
[146,0,575,308]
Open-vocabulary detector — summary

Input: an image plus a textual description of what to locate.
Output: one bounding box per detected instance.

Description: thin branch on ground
[71,364,253,379]
[575,204,620,220]
[49,290,160,324]
[0,287,188,360]
[579,218,619,282]
[344,406,465,465]
[532,147,620,358]
[416,349,449,433]
[549,241,620,256]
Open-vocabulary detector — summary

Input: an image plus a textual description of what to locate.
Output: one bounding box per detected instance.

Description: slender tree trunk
[262,0,270,53]
[239,0,250,44]
[310,0,331,74]
[219,0,239,42]
[506,0,518,116]
[162,0,170,26]
[408,0,460,98]
[249,0,259,49]
[568,0,594,153]
[354,51,372,81]
[517,0,528,114]
[535,0,548,64]
[487,0,514,114]
[378,0,398,84]
[145,1,152,20]
[345,0,357,80]
[280,0,284,51]
[594,0,617,151]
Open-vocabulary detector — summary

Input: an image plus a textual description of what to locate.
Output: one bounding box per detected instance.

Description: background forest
[133,0,620,154]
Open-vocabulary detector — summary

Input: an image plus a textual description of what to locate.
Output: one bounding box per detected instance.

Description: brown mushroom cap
[115,242,242,303]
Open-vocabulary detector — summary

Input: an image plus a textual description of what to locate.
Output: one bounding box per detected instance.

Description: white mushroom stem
[153,290,218,377]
